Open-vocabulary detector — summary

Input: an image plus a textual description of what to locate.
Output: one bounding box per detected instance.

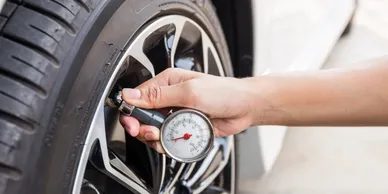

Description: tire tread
[0,67,47,96]
[2,32,60,65]
[0,0,97,192]
[21,1,77,34]
[0,1,236,193]
[0,110,33,133]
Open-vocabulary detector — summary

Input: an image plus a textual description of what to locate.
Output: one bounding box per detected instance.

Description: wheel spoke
[183,141,221,187]
[109,150,146,188]
[146,148,167,193]
[126,37,156,77]
[201,32,225,76]
[87,105,150,194]
[209,45,225,77]
[201,32,210,74]
[81,180,101,194]
[183,137,233,194]
[122,16,188,76]
[161,161,186,193]
[73,102,150,194]
[202,185,230,194]
[168,20,186,67]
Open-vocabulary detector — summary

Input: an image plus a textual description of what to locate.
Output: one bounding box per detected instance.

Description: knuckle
[161,68,177,84]
[147,86,163,106]
[164,68,175,74]
[162,68,179,77]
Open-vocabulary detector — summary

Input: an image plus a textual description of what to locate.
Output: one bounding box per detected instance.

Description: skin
[120,57,388,153]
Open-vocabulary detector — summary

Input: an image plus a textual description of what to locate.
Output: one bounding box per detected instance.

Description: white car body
[252,0,356,173]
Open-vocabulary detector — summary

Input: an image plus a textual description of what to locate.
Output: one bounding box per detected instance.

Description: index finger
[136,68,202,89]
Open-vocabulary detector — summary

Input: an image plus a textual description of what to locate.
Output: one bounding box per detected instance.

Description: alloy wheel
[72,15,235,194]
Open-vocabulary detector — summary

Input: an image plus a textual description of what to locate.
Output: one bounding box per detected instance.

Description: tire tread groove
[74,0,90,12]
[29,24,59,43]
[3,34,59,65]
[23,3,76,34]
[0,66,47,97]
[0,162,22,181]
[11,55,45,75]
[0,110,34,133]
[51,0,76,15]
[0,91,30,108]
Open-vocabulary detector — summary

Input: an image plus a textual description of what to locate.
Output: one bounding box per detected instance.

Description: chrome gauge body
[161,109,214,163]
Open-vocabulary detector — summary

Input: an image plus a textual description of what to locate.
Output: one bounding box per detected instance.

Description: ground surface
[239,0,388,193]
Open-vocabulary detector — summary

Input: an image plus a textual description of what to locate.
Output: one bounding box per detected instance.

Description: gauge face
[160,110,213,162]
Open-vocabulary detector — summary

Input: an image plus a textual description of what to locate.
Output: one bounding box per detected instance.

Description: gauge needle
[172,133,192,141]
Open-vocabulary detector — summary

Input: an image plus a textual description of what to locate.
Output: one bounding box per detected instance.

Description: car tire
[0,0,238,194]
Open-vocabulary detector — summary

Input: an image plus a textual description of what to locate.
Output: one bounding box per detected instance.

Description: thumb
[121,83,191,109]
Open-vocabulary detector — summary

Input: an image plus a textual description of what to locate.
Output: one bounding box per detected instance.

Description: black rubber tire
[0,0,236,194]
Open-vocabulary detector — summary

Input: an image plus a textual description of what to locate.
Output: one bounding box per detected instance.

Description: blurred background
[239,0,388,193]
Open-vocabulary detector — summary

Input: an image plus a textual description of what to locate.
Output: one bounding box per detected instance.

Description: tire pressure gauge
[106,92,214,163]
[160,109,214,163]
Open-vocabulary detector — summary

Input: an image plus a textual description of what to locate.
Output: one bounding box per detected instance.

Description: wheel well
[211,0,254,78]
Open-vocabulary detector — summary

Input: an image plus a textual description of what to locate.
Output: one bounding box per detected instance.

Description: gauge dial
[160,110,214,162]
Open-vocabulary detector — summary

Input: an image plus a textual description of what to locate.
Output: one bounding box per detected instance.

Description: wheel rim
[72,15,235,194]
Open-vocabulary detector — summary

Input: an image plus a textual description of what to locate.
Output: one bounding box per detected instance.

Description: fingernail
[122,88,141,99]
[145,133,153,140]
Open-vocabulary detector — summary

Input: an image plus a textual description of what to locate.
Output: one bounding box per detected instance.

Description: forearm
[246,58,388,126]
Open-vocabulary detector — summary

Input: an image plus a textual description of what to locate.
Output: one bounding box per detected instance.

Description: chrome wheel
[72,15,235,194]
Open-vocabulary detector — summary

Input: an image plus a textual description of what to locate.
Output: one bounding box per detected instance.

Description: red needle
[172,133,192,141]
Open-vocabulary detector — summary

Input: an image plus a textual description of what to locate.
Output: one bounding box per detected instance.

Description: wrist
[239,77,269,126]
[241,75,291,126]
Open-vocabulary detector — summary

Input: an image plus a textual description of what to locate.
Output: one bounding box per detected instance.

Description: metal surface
[75,103,150,194]
[118,102,135,116]
[105,91,136,116]
[0,0,5,14]
[183,137,232,194]
[161,163,186,193]
[81,180,101,194]
[73,15,234,194]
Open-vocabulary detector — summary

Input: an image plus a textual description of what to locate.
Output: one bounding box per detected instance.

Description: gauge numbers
[160,110,213,162]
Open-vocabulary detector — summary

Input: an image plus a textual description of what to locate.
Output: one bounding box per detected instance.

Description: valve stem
[105,91,123,108]
[105,91,136,115]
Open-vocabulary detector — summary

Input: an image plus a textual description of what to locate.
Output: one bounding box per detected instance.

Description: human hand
[119,68,255,153]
